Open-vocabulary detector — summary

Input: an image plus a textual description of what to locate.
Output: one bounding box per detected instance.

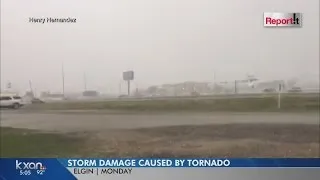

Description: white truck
[0,93,25,109]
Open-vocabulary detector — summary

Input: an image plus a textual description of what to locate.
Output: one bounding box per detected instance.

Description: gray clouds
[1,0,319,93]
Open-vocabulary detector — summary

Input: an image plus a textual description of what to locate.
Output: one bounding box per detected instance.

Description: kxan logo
[16,160,46,175]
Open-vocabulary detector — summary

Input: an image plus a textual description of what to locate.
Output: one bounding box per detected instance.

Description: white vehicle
[0,94,24,109]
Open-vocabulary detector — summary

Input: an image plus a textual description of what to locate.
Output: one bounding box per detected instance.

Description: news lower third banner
[0,158,320,180]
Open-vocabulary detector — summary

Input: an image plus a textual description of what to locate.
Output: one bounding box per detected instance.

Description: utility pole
[62,63,65,97]
[213,70,216,92]
[29,80,34,98]
[83,72,87,91]
[234,80,237,94]
[6,81,11,89]
[127,80,130,96]
[34,88,37,98]
[278,83,282,109]
[29,80,33,92]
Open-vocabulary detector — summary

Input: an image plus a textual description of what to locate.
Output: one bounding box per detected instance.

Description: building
[82,90,99,97]
[145,82,212,96]
[40,92,65,101]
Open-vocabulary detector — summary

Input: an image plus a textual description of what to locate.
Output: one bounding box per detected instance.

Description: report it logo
[264,12,302,27]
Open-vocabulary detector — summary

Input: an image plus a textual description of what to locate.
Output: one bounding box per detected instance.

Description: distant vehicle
[118,94,128,98]
[40,93,65,102]
[0,94,24,109]
[191,91,200,96]
[288,87,302,93]
[149,94,162,97]
[263,88,276,93]
[31,98,45,104]
[82,90,99,97]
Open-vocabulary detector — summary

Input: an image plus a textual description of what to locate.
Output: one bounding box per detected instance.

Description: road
[1,110,318,133]
[43,92,319,103]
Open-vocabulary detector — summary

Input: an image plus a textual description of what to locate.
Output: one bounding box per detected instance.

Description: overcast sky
[1,0,319,93]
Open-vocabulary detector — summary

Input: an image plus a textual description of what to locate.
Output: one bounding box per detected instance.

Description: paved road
[43,92,319,103]
[0,110,318,133]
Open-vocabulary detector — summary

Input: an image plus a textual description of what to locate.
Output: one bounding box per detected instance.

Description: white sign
[123,71,134,81]
[264,12,302,27]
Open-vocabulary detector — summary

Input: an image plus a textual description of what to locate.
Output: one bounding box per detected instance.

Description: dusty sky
[1,0,319,93]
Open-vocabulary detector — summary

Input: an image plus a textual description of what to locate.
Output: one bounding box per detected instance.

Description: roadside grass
[1,124,318,158]
[25,96,319,112]
[0,127,88,157]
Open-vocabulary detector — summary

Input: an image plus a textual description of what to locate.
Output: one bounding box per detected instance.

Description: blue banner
[0,158,319,180]
[60,158,320,167]
[0,158,75,180]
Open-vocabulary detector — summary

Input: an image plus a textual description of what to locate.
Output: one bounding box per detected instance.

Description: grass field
[25,96,319,112]
[1,123,319,158]
[0,127,89,157]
